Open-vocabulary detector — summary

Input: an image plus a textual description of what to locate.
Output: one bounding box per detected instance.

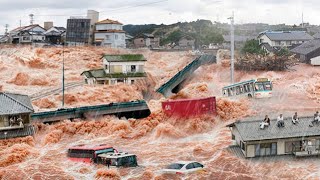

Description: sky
[0,0,319,35]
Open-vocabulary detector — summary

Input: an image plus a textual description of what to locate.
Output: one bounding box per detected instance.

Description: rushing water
[0,46,320,179]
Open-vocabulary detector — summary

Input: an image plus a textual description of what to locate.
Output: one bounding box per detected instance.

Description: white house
[94,19,126,48]
[81,54,147,85]
[9,24,46,44]
[258,31,313,48]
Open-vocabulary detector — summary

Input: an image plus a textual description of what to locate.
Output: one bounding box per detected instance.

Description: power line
[35,0,168,17]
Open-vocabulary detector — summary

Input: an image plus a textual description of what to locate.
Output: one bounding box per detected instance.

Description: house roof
[260,31,313,41]
[313,32,320,39]
[96,19,123,25]
[228,116,320,141]
[260,43,274,52]
[103,54,147,62]
[94,30,125,33]
[10,24,44,33]
[290,39,320,55]
[0,92,34,115]
[81,69,106,78]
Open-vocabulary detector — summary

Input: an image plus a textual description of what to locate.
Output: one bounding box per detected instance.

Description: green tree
[275,48,290,56]
[241,39,266,55]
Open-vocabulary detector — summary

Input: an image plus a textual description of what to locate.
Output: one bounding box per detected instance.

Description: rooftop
[96,19,123,25]
[259,31,313,41]
[228,116,320,141]
[103,54,147,62]
[223,35,255,42]
[0,92,34,115]
[290,39,320,55]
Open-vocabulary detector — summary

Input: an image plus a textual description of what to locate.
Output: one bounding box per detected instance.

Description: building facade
[44,26,66,44]
[228,117,320,158]
[258,31,313,48]
[94,19,126,48]
[133,33,160,48]
[81,54,147,85]
[178,36,195,49]
[290,39,320,64]
[66,18,91,46]
[8,24,46,44]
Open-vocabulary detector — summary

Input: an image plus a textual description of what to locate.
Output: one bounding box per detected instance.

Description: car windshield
[166,163,184,170]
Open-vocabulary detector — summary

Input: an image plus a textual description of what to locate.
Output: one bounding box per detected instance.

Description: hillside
[124,19,226,46]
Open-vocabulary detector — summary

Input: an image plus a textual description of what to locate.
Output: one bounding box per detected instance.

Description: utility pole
[302,12,304,28]
[5,24,9,35]
[228,12,235,84]
[62,44,65,108]
[29,14,34,47]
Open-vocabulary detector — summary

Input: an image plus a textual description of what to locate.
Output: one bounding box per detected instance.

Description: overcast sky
[0,0,318,34]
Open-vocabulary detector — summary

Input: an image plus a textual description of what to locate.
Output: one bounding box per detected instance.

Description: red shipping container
[162,97,217,117]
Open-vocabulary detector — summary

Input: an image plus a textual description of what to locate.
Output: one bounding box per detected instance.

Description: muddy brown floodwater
[0,46,320,179]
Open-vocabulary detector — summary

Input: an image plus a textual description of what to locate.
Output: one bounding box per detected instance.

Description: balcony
[292,145,320,157]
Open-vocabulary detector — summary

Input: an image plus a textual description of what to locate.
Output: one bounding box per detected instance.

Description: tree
[241,39,266,55]
[275,48,290,56]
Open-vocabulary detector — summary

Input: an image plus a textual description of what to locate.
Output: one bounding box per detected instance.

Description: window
[186,163,195,170]
[105,65,108,70]
[264,82,272,90]
[285,141,302,153]
[115,34,118,40]
[240,141,245,151]
[131,65,136,72]
[166,163,184,170]
[232,134,235,140]
[193,162,203,168]
[255,143,277,156]
[254,83,264,91]
[81,22,85,28]
[106,35,110,40]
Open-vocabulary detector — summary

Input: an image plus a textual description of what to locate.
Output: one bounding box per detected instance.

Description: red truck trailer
[162,97,217,117]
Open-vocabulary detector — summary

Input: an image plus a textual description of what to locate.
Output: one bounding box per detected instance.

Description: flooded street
[0,46,320,179]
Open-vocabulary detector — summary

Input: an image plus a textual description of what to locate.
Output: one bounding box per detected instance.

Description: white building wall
[277,140,286,155]
[259,34,273,46]
[96,24,122,31]
[103,61,145,73]
[94,32,125,48]
[247,145,255,158]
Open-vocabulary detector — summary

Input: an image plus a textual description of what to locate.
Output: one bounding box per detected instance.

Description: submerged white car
[161,161,204,175]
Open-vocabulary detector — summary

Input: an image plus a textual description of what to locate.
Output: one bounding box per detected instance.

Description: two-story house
[94,19,126,48]
[9,24,46,44]
[44,26,66,44]
[81,54,147,85]
[133,33,160,48]
[258,31,313,51]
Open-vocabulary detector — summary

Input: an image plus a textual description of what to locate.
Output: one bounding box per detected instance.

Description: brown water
[0,46,319,179]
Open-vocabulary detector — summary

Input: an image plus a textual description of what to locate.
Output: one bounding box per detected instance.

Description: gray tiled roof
[262,31,313,41]
[290,39,320,55]
[230,116,320,141]
[0,93,34,115]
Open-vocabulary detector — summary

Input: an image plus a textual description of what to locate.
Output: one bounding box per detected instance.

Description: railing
[292,144,320,156]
